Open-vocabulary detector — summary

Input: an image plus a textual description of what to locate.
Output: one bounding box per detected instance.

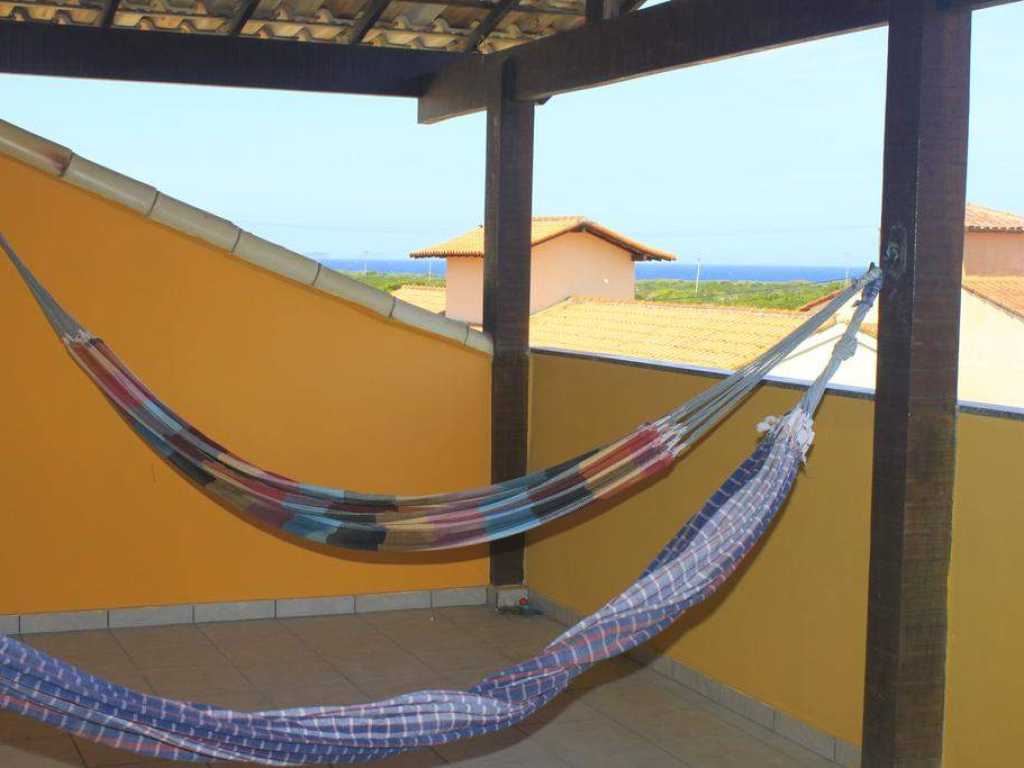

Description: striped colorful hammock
[0,237,881,764]
[2,236,881,552]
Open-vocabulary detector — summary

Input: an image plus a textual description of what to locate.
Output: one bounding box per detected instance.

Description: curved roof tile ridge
[0,119,492,356]
[410,216,676,261]
[965,203,1024,233]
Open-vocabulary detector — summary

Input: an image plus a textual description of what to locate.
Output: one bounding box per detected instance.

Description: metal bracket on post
[883,223,908,286]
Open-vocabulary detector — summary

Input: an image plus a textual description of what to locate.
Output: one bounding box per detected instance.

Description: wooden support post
[862,2,972,765]
[483,60,534,586]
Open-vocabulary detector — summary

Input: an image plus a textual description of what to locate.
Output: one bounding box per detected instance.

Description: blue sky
[2,3,1021,267]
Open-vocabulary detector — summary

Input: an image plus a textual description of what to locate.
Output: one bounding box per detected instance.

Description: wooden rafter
[463,0,518,53]
[585,0,618,23]
[97,0,119,27]
[418,0,1019,124]
[0,23,458,97]
[410,0,582,16]
[225,0,262,36]
[419,0,892,123]
[348,0,393,45]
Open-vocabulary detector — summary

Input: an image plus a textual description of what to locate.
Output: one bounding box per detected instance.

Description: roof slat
[226,0,262,36]
[462,0,518,52]
[97,0,119,27]
[348,0,394,43]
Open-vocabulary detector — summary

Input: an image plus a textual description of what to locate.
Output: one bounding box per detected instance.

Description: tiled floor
[1,607,836,767]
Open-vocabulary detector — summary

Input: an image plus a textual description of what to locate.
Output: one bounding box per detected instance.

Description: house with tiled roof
[774,203,1024,406]
[410,216,674,324]
[964,203,1024,276]
[399,204,1024,409]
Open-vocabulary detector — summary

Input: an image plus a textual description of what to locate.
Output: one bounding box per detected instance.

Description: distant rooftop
[392,284,447,315]
[410,216,676,262]
[529,298,807,370]
[965,203,1024,233]
[963,276,1024,320]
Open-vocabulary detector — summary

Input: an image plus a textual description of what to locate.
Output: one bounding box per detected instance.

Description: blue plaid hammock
[0,238,880,764]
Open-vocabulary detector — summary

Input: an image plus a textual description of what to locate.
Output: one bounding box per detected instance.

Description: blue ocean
[322,259,860,283]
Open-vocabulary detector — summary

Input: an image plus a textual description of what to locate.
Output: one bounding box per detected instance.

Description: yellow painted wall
[526,351,1024,759]
[0,153,491,615]
[945,411,1024,767]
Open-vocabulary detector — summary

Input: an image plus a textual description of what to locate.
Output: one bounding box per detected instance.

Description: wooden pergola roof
[0,0,599,53]
[1,2,1021,765]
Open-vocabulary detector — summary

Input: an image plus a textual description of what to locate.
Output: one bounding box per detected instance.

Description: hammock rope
[0,236,881,764]
[1,236,879,551]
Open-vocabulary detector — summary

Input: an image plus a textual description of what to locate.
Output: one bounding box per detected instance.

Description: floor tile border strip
[2,586,488,635]
[527,590,861,768]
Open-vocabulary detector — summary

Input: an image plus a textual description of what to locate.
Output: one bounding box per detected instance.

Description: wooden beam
[97,0,119,28]
[862,1,972,765]
[463,0,519,53]
[419,0,891,123]
[585,0,620,24]
[348,0,393,45]
[225,0,262,36]
[0,23,458,97]
[484,59,534,586]
[418,0,1020,124]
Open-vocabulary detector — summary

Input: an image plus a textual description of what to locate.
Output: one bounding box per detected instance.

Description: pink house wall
[964,231,1024,276]
[444,231,637,324]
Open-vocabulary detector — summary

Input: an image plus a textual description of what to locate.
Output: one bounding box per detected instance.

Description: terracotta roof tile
[529,298,806,370]
[797,288,845,312]
[965,203,1024,233]
[392,285,447,315]
[963,276,1024,320]
[410,216,675,261]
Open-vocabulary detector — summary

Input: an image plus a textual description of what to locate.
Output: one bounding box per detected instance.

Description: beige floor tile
[143,665,252,700]
[0,736,84,767]
[435,727,568,767]
[176,689,274,711]
[211,635,319,667]
[324,648,435,687]
[278,614,385,641]
[528,718,684,767]
[516,695,605,731]
[72,737,161,767]
[411,642,514,673]
[363,748,446,767]
[196,619,293,645]
[0,712,68,742]
[76,665,153,693]
[22,632,131,669]
[264,681,369,709]
[354,668,452,701]
[567,657,645,690]
[236,657,349,690]
[113,628,227,671]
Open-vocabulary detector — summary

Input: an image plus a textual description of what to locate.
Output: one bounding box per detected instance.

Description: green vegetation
[635,279,849,310]
[344,271,847,311]
[341,271,445,293]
